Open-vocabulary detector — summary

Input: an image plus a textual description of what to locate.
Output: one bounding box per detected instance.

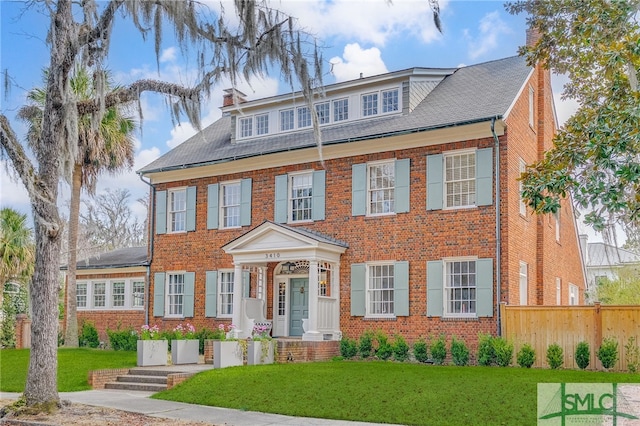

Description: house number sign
[265,252,281,259]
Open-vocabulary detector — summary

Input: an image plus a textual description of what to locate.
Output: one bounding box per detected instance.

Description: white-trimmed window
[519,158,527,216]
[382,89,399,113]
[529,85,535,128]
[167,273,185,317]
[569,283,578,305]
[77,283,87,308]
[367,263,394,317]
[368,161,395,215]
[315,102,330,124]
[556,277,561,305]
[290,173,313,222]
[445,259,476,316]
[221,182,241,228]
[219,271,234,317]
[256,113,269,135]
[169,188,186,232]
[280,109,294,131]
[519,262,528,305]
[444,150,476,208]
[278,282,286,316]
[93,282,106,308]
[133,281,145,308]
[112,281,125,307]
[240,117,253,138]
[298,106,311,128]
[362,93,378,116]
[333,98,348,122]
[554,209,560,242]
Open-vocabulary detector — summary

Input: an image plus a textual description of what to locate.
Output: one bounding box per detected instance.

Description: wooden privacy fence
[500,303,640,371]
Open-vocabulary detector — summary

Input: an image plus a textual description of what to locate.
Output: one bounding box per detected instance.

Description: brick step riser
[116,375,167,384]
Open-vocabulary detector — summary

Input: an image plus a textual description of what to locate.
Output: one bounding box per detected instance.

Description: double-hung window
[169,189,186,232]
[569,283,578,305]
[362,93,378,116]
[77,283,87,308]
[239,117,253,138]
[298,106,311,127]
[368,263,395,317]
[112,281,125,307]
[445,260,476,316]
[221,182,241,228]
[333,98,348,121]
[280,109,294,131]
[315,102,330,124]
[382,89,399,113]
[444,151,476,208]
[256,114,269,135]
[167,273,185,317]
[133,281,145,308]
[519,262,528,305]
[290,173,313,222]
[519,158,527,216]
[219,271,234,317]
[368,161,395,215]
[93,282,106,308]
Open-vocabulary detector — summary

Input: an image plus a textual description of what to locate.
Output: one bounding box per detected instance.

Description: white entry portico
[221,221,348,341]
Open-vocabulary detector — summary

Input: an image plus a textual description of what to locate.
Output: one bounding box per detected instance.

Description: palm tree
[0,208,35,289]
[19,67,136,347]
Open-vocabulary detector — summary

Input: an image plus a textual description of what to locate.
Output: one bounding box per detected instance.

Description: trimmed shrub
[517,343,536,368]
[477,333,495,366]
[340,337,358,359]
[430,335,447,365]
[492,337,513,367]
[196,327,221,355]
[575,341,590,370]
[359,330,374,358]
[0,294,17,348]
[625,336,640,373]
[392,335,410,362]
[450,336,469,366]
[375,331,393,360]
[597,337,618,370]
[413,339,429,363]
[107,327,138,351]
[79,321,100,348]
[546,343,564,369]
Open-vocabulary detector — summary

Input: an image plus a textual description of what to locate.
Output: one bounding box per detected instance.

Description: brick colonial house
[68,37,586,348]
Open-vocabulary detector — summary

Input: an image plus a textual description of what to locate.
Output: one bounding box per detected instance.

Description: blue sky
[1,0,590,239]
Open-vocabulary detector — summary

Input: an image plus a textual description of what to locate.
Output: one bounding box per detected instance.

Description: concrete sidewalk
[1,390,398,426]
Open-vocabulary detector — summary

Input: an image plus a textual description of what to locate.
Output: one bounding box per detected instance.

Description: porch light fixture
[282,261,296,274]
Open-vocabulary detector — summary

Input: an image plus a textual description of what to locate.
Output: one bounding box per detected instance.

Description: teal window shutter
[394,261,409,316]
[205,271,218,317]
[395,159,410,213]
[476,148,493,206]
[153,272,165,317]
[155,191,167,234]
[274,174,288,223]
[183,272,195,317]
[186,186,197,231]
[426,154,443,210]
[352,164,366,216]
[243,270,251,298]
[240,178,252,226]
[207,184,219,229]
[426,261,443,316]
[312,170,326,221]
[350,264,366,316]
[476,258,494,317]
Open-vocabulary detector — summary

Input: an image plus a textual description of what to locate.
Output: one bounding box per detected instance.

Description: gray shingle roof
[140,55,531,174]
[587,243,640,268]
[61,246,149,270]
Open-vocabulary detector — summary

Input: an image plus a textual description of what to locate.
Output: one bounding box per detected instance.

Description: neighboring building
[62,246,148,340]
[67,33,587,346]
[579,234,640,301]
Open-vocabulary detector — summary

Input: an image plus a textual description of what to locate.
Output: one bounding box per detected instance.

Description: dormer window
[240,117,253,138]
[382,89,399,113]
[298,106,311,128]
[256,113,269,135]
[362,93,378,116]
[315,102,330,124]
[280,109,294,131]
[333,98,349,121]
[362,88,399,118]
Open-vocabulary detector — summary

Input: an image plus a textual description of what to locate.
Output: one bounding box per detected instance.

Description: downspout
[491,117,502,336]
[138,173,155,326]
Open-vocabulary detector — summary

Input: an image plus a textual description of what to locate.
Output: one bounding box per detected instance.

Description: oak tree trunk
[64,163,82,347]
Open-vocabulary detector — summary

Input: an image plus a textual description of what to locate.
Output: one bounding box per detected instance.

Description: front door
[289,278,308,336]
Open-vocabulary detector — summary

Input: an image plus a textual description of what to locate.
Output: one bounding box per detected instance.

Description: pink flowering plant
[252,324,271,340]
[140,324,160,340]
[173,322,196,340]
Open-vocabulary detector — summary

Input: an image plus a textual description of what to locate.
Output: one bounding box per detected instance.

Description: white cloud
[160,47,177,63]
[466,11,512,60]
[330,44,388,83]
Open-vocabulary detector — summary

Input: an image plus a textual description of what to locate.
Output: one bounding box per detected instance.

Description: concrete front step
[116,374,167,385]
[104,381,167,392]
[104,368,176,392]
[128,368,176,377]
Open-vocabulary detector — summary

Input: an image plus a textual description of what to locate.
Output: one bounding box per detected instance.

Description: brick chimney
[223,88,247,107]
[526,26,541,48]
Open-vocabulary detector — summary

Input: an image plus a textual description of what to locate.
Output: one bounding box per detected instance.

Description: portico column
[333,262,341,340]
[304,260,321,341]
[231,262,244,338]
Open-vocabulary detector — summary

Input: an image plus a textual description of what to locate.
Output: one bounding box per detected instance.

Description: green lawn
[154,361,640,426]
[0,348,137,392]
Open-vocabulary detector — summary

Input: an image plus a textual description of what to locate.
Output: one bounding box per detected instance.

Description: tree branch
[79,0,124,48]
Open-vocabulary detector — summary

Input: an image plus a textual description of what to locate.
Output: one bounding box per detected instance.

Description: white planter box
[213,340,244,368]
[137,340,168,367]
[171,339,199,365]
[247,340,275,365]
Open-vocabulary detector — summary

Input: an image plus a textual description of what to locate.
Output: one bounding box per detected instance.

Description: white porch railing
[317,296,337,332]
